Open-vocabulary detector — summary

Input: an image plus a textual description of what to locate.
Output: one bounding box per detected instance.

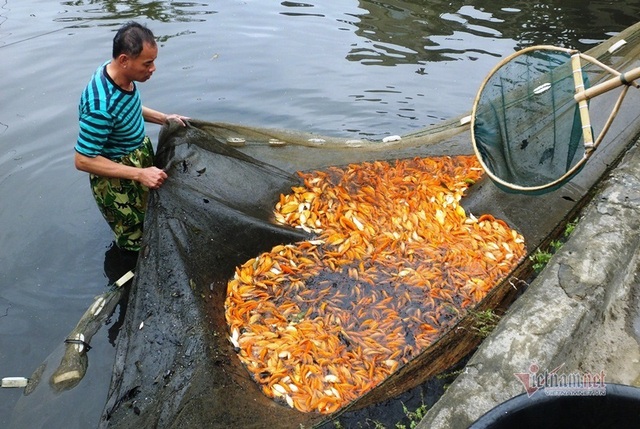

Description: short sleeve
[75,109,113,158]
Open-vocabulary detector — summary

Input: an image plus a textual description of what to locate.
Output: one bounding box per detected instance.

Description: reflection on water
[280,1,325,18]
[58,0,214,23]
[33,0,640,69]
[345,0,640,67]
[2,0,640,428]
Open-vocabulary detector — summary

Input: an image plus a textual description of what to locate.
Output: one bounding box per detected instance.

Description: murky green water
[1,1,639,427]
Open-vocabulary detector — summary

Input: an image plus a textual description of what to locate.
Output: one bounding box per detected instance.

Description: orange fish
[224,155,526,413]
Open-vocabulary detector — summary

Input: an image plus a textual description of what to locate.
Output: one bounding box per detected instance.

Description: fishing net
[97,119,528,429]
[472,45,640,193]
[98,23,640,429]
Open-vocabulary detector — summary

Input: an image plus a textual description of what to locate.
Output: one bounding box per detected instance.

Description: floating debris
[226,137,246,147]
[224,155,526,414]
[382,135,401,143]
[269,138,287,147]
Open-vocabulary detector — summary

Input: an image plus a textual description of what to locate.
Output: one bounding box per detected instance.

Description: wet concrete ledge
[416,140,640,429]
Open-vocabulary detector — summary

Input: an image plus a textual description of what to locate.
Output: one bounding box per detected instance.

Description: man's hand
[137,166,168,189]
[75,152,168,189]
[142,106,189,126]
[165,113,189,127]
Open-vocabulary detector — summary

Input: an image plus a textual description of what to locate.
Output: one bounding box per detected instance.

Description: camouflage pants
[90,137,154,252]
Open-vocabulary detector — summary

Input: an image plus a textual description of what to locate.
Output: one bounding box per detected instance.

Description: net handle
[573,53,639,153]
[571,54,595,150]
[578,53,640,90]
[575,65,640,102]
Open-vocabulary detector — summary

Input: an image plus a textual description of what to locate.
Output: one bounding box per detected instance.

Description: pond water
[1,1,640,427]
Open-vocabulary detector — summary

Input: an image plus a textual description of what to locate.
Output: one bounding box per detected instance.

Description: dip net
[472,45,640,193]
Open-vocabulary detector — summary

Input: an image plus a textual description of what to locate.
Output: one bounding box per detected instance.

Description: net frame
[471,44,640,193]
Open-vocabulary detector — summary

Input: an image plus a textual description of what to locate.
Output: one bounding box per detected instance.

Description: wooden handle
[575,66,640,102]
[571,54,595,148]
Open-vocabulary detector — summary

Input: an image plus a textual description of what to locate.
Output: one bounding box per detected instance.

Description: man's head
[112,21,156,59]
[112,22,158,83]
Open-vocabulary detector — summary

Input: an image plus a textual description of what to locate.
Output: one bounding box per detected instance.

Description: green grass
[529,218,579,272]
[395,401,429,429]
[468,309,501,338]
[325,395,431,429]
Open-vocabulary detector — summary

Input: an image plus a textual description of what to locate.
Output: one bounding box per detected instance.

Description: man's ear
[116,54,129,68]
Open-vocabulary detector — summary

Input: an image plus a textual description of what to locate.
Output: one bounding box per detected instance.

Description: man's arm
[74,152,167,189]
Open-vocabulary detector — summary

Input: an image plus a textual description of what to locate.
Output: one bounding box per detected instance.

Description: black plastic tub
[469,384,640,429]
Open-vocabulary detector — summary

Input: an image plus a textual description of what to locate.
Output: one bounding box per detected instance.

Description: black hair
[112,21,156,59]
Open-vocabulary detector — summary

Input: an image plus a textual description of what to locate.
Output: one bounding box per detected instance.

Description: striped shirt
[75,62,146,160]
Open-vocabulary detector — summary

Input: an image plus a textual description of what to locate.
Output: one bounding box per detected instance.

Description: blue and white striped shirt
[75,62,146,160]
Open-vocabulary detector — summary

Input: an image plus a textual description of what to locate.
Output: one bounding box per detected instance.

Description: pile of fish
[224,155,526,414]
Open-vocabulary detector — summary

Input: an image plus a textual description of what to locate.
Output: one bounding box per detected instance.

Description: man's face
[124,42,158,82]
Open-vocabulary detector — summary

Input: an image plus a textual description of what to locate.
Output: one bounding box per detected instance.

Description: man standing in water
[75,21,188,252]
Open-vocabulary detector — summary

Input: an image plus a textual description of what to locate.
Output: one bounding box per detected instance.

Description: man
[75,21,188,252]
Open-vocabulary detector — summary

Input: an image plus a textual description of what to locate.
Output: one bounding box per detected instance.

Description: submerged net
[472,47,589,190]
